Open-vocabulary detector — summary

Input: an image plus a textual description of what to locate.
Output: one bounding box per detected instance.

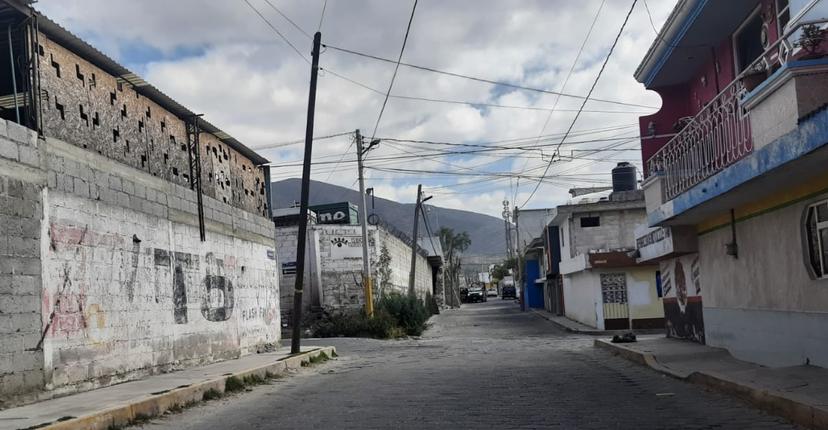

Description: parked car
[486,287,498,297]
[501,285,517,300]
[466,288,487,303]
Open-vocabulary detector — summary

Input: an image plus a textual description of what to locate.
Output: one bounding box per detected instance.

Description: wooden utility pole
[290,31,322,354]
[355,129,374,316]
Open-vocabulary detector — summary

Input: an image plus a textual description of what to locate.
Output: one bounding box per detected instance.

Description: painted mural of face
[675,260,688,312]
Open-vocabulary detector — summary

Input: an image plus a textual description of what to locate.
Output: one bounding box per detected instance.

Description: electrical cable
[317,0,328,32]
[320,67,652,115]
[320,45,657,110]
[242,0,310,64]
[263,0,312,39]
[325,0,419,181]
[521,0,639,208]
[515,0,606,205]
[251,131,354,150]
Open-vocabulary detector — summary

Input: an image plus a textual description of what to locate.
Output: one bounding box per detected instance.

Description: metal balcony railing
[646,16,828,201]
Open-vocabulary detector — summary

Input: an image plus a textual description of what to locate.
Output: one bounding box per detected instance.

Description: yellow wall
[698,170,828,235]
[627,268,664,320]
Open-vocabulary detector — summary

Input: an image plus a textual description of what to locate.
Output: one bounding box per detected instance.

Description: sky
[37,0,678,218]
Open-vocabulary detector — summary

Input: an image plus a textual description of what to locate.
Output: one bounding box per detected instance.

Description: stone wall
[0,121,278,404]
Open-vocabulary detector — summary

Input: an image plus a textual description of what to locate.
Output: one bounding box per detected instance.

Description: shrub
[310,292,434,338]
[376,293,430,336]
[224,376,246,393]
[202,388,222,401]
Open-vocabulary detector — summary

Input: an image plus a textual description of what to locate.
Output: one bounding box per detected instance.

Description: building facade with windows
[552,186,664,331]
[634,0,828,366]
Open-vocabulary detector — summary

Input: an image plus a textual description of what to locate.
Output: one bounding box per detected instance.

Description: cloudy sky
[38,0,677,218]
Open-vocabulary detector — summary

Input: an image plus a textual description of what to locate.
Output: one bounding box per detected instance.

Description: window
[804,200,828,279]
[580,216,600,228]
[777,0,791,35]
[733,6,766,73]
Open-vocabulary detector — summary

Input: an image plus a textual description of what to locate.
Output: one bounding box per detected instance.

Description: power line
[321,44,657,110]
[242,0,310,64]
[325,0,418,181]
[263,0,312,39]
[320,66,651,115]
[516,0,606,205]
[521,0,639,208]
[251,131,353,150]
[641,0,708,49]
[317,0,328,31]
[370,0,418,140]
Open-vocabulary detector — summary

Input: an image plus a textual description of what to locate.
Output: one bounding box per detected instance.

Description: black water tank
[612,162,637,192]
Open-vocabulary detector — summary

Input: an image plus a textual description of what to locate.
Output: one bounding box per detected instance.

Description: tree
[438,227,471,307]
[491,256,518,282]
[375,244,393,297]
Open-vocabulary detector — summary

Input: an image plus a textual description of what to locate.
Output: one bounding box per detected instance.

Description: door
[601,273,630,330]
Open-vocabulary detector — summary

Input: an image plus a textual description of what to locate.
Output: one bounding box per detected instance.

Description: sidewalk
[529,308,663,335]
[596,336,828,429]
[0,346,334,430]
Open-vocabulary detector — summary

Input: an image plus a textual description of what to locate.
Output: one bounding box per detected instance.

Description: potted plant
[796,24,826,60]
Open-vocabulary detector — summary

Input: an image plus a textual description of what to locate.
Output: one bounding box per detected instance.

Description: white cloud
[37,0,677,217]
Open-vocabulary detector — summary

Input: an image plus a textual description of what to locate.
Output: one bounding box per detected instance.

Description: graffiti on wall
[153,249,235,323]
[660,254,704,343]
[45,222,277,343]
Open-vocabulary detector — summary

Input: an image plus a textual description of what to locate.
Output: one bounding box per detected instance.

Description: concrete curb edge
[531,310,663,336]
[39,347,336,430]
[594,339,828,429]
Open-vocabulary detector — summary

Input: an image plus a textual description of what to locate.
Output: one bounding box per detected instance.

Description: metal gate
[601,273,629,329]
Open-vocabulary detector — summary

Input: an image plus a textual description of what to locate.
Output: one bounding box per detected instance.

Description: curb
[529,310,604,335]
[595,339,828,429]
[38,347,336,430]
[531,310,663,336]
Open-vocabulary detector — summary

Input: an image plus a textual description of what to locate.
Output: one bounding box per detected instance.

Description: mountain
[270,179,507,256]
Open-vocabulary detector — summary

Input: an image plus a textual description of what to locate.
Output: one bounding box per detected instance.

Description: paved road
[137,301,798,429]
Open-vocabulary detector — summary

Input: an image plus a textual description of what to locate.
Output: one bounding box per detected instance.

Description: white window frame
[804,199,828,280]
[732,5,764,74]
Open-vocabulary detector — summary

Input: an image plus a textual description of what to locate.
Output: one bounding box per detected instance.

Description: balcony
[645,17,828,208]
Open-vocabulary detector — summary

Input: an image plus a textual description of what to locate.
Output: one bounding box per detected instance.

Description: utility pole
[514,206,524,312]
[502,200,512,261]
[355,129,374,317]
[290,31,321,354]
[409,184,431,296]
[408,184,422,296]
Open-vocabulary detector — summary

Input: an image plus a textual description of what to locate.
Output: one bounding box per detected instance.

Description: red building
[633,0,828,367]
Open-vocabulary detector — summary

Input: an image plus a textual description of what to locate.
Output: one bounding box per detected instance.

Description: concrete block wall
[275,225,321,318]
[0,121,279,403]
[0,121,46,402]
[377,229,432,297]
[37,34,267,217]
[309,225,434,311]
[570,209,646,256]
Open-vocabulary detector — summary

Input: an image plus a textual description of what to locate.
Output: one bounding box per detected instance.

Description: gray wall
[0,120,279,404]
[0,121,46,401]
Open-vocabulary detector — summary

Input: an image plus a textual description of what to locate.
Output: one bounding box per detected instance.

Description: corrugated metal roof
[19,2,270,165]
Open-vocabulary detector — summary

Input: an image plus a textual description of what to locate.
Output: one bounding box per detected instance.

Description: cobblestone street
[137,301,798,429]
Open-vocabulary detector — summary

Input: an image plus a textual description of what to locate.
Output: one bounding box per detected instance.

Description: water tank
[611,162,637,192]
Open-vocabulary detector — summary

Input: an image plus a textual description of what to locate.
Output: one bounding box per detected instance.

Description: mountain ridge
[270,178,506,256]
